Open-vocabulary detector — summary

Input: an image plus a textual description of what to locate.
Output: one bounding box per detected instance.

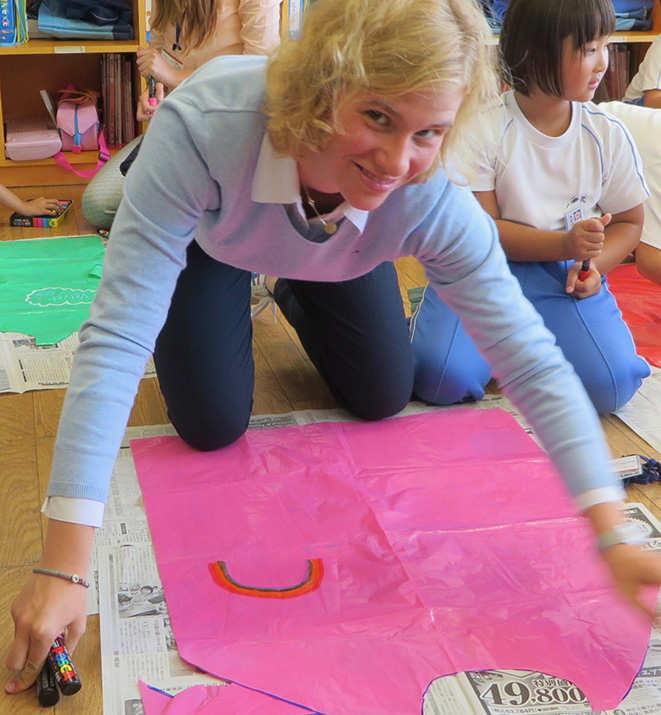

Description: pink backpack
[54,85,109,177]
[57,85,100,152]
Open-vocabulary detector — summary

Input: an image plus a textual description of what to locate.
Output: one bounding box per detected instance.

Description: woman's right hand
[584,501,661,619]
[601,542,661,619]
[5,573,88,694]
[5,519,95,694]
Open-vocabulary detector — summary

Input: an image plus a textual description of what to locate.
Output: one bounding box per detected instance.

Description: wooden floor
[1,183,661,713]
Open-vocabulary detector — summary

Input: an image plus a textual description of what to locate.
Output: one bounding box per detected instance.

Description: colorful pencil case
[10,199,73,228]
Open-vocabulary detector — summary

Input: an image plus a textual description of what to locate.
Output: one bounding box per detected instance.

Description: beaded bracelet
[33,568,90,589]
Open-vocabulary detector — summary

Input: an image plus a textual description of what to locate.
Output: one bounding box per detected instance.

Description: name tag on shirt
[564,198,584,231]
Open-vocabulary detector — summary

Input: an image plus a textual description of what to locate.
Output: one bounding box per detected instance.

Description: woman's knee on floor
[334,352,414,421]
[353,381,413,422]
[170,404,253,452]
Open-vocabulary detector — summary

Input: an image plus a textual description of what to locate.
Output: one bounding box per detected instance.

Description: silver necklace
[302,186,337,234]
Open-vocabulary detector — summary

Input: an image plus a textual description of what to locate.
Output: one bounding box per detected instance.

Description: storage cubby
[0,0,146,185]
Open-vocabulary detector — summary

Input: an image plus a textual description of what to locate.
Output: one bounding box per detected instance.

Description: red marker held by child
[579,213,610,281]
[578,259,591,281]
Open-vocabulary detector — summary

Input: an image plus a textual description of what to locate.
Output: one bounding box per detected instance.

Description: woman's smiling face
[297,86,465,211]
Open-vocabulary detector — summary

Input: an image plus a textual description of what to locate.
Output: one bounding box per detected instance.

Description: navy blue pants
[154,242,414,451]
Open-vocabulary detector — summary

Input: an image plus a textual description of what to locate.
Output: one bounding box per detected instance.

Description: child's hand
[21,198,63,217]
[136,47,181,88]
[136,84,165,122]
[566,260,601,298]
[564,213,611,260]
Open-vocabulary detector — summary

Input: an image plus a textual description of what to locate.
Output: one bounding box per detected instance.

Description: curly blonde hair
[265,0,499,181]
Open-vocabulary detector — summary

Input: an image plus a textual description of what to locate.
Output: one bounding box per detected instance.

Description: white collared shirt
[251,134,369,232]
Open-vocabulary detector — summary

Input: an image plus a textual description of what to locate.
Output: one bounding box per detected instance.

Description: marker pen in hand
[36,663,59,707]
[578,259,591,281]
[46,635,82,696]
[148,75,157,107]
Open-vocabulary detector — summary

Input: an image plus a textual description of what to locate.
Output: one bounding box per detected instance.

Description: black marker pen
[36,663,59,707]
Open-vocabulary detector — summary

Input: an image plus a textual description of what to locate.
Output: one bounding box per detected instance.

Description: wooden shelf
[0,145,125,170]
[0,0,146,186]
[483,1,661,45]
[611,31,660,44]
[612,0,661,42]
[0,38,140,55]
[487,30,660,46]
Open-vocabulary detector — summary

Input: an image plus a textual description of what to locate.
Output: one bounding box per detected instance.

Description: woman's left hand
[566,261,601,299]
[601,543,661,619]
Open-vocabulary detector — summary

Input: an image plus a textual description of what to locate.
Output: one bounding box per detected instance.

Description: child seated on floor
[410,0,650,415]
[623,33,661,109]
[599,100,661,286]
[0,183,61,219]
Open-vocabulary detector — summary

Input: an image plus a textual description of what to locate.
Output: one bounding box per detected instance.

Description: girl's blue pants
[410,260,650,414]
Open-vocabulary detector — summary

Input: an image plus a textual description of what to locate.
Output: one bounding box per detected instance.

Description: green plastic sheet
[0,235,104,345]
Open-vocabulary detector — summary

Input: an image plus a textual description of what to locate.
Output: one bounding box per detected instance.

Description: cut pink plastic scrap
[138,680,320,714]
[132,409,657,715]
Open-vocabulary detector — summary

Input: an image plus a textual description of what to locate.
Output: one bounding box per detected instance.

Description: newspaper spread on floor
[0,331,156,393]
[96,397,661,715]
[616,368,661,455]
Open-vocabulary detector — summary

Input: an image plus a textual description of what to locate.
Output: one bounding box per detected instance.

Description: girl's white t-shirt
[472,91,648,232]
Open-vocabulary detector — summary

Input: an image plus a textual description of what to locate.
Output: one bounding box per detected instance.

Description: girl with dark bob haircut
[500,0,615,97]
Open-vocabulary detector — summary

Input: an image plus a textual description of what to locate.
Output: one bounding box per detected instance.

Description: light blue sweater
[48,56,619,505]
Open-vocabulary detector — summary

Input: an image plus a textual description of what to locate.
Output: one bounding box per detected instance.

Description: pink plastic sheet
[608,263,661,368]
[132,409,655,715]
[138,680,319,714]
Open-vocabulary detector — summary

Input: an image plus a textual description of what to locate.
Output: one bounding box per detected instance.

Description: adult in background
[82,0,281,229]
